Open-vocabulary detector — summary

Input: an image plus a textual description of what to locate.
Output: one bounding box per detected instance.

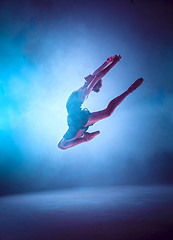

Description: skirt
[63,108,91,140]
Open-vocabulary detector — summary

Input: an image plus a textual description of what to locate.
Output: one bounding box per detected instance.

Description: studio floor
[0,185,173,240]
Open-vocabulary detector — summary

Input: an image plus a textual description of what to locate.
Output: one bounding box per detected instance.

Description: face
[93,79,103,92]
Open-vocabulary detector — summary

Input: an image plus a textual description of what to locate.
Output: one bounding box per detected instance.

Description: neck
[82,81,88,88]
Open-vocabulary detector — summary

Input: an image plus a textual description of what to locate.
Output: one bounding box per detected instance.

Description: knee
[57,139,67,150]
[105,108,112,117]
[57,142,65,150]
[58,144,66,150]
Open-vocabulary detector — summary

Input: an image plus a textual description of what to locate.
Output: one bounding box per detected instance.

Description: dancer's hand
[112,55,122,63]
[106,56,114,63]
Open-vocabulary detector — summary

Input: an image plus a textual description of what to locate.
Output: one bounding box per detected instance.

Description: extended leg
[85,90,129,126]
[85,78,144,126]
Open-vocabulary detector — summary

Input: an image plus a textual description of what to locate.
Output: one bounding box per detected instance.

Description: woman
[58,54,143,150]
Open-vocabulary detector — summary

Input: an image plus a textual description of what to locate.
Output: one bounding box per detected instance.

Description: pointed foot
[83,131,100,142]
[128,78,144,93]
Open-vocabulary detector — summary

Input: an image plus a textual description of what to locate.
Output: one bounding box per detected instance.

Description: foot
[83,131,100,142]
[128,78,144,93]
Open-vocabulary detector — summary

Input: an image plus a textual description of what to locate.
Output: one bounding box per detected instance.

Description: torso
[77,83,89,103]
[63,82,90,141]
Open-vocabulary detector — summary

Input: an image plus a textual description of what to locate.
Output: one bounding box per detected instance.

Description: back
[66,90,82,115]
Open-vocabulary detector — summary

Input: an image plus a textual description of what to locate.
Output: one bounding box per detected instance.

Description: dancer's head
[84,75,103,93]
[93,79,103,93]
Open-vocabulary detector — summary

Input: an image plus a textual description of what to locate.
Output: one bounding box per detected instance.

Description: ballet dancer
[58,55,143,150]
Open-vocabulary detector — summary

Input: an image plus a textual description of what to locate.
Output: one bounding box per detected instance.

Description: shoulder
[77,86,89,103]
[67,90,79,102]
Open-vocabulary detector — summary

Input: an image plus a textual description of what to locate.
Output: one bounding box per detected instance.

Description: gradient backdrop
[0,0,173,195]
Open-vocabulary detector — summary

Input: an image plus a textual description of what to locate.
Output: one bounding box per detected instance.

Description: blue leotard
[63,91,91,140]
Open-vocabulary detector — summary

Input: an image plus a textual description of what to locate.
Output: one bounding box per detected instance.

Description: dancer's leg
[58,78,143,150]
[58,131,100,150]
[85,90,129,126]
[85,78,144,126]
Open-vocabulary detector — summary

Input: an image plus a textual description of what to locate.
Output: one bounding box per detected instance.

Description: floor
[0,185,173,240]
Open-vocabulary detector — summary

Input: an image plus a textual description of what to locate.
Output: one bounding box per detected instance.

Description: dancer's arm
[87,55,122,93]
[92,57,114,75]
[97,55,121,78]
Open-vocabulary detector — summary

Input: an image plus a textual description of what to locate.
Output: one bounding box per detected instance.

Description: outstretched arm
[78,54,122,103]
[87,55,122,93]
[92,57,114,75]
[97,55,121,78]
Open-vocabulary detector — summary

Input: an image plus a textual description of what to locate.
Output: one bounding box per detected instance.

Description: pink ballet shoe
[128,78,144,93]
[83,131,100,142]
